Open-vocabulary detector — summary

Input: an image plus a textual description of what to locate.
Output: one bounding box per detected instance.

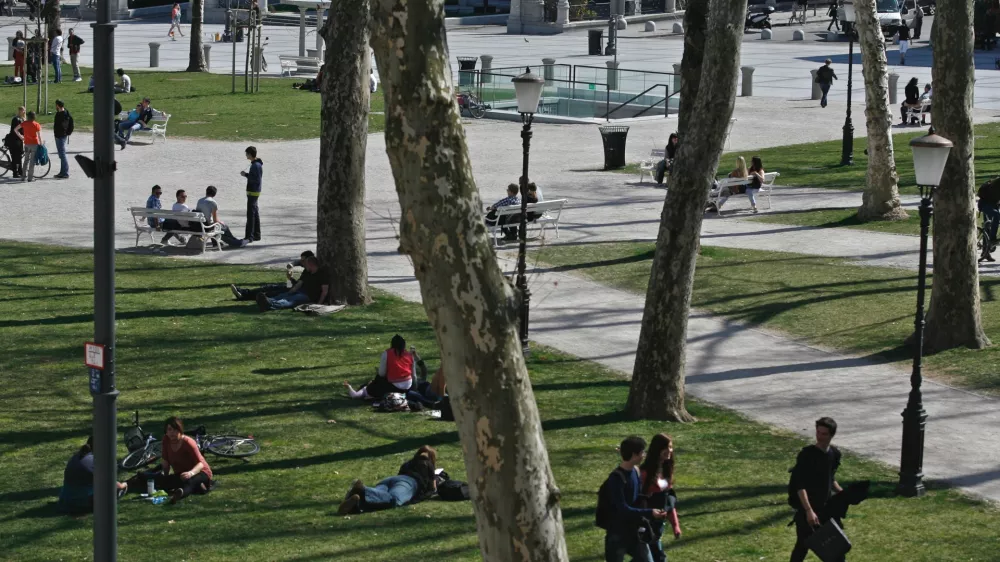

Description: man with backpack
[596,436,667,562]
[788,417,843,562]
[815,59,838,109]
[53,100,74,179]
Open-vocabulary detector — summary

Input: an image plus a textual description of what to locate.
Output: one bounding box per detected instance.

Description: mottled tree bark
[42,0,61,41]
[855,0,908,221]
[369,0,568,559]
[625,0,747,422]
[922,0,989,351]
[186,0,206,72]
[316,0,371,305]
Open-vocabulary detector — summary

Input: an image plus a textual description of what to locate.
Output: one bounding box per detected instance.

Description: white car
[839,0,913,39]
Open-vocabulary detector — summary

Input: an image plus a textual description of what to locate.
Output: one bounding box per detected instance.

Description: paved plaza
[1,17,999,508]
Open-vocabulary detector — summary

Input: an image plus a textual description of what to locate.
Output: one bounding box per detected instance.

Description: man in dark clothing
[53,100,74,179]
[603,436,667,562]
[912,5,924,39]
[231,250,315,300]
[789,417,843,562]
[240,145,263,242]
[816,59,838,108]
[978,178,1000,262]
[68,28,84,82]
[256,256,328,311]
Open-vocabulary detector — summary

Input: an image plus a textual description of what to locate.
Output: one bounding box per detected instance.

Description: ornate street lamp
[841,0,856,166]
[510,67,544,355]
[898,127,953,497]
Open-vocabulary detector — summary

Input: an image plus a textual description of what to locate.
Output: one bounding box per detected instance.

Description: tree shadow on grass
[0,304,256,328]
[532,380,630,392]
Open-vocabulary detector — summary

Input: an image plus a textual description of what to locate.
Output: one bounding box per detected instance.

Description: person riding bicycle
[978,177,1000,262]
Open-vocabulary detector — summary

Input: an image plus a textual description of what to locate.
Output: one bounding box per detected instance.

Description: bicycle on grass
[120,411,260,471]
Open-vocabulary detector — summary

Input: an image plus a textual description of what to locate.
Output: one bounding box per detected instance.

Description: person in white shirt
[50,29,64,83]
[195,186,247,248]
[918,83,932,125]
[160,189,193,245]
[115,68,131,94]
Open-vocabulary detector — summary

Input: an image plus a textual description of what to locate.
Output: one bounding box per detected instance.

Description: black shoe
[980,254,995,263]
[256,292,273,312]
[230,284,244,300]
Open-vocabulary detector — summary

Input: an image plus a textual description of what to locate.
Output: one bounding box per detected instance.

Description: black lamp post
[898,127,953,498]
[841,1,856,166]
[511,68,544,356]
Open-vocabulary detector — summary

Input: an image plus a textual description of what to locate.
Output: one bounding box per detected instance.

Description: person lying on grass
[125,417,214,505]
[58,436,127,514]
[231,250,314,301]
[344,334,416,400]
[338,446,438,515]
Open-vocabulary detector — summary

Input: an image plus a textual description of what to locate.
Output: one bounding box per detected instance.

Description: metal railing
[603,83,676,119]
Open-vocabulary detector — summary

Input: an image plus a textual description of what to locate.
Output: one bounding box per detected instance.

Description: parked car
[839,0,910,38]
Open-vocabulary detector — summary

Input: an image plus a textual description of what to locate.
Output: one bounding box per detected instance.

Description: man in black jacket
[815,59,838,108]
[53,100,74,179]
[978,178,1000,262]
[789,417,843,562]
[240,146,263,242]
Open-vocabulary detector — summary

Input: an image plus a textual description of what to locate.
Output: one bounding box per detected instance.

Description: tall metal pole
[517,113,533,356]
[898,186,931,497]
[840,33,854,166]
[92,0,119,558]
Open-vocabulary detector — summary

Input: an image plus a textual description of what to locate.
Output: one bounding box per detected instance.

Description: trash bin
[457,56,478,87]
[598,125,629,170]
[588,29,604,56]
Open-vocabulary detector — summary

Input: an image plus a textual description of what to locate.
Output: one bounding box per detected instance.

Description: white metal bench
[707,172,780,214]
[128,207,223,252]
[906,100,931,125]
[723,118,737,149]
[118,110,170,143]
[487,199,568,246]
[279,55,322,77]
[639,148,666,183]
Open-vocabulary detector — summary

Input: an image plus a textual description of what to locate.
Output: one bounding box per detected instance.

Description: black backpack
[438,479,470,501]
[595,467,629,530]
[65,111,74,136]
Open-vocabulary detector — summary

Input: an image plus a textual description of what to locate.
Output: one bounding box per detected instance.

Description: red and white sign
[85,342,105,370]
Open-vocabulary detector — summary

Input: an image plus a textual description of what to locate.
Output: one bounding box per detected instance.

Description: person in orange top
[344,334,416,400]
[134,417,214,504]
[638,433,682,562]
[14,110,43,182]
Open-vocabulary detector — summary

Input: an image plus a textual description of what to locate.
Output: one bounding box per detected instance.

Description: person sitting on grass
[344,334,416,400]
[196,185,248,248]
[127,417,214,505]
[58,436,127,514]
[114,68,132,94]
[406,366,447,408]
[638,433,682,562]
[256,255,328,311]
[231,250,315,301]
[337,446,438,515]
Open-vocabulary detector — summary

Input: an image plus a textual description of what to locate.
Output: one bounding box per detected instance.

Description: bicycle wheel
[0,146,10,178]
[469,98,486,119]
[34,156,51,179]
[120,441,161,470]
[205,435,260,458]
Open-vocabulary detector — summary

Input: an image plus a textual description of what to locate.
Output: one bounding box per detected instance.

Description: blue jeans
[362,475,418,511]
[51,54,61,82]
[269,291,310,310]
[605,531,653,562]
[819,82,831,107]
[118,119,139,140]
[55,136,69,176]
[979,201,1000,249]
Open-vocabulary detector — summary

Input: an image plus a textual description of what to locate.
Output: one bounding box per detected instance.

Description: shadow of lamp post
[898,127,953,497]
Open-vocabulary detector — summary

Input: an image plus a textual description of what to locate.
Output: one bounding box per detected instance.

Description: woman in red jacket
[344,334,415,400]
[639,433,681,562]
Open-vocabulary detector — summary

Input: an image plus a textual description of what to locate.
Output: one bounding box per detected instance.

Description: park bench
[707,172,781,214]
[128,207,223,252]
[117,110,170,144]
[488,199,568,247]
[279,55,322,77]
[906,100,931,125]
[638,148,666,183]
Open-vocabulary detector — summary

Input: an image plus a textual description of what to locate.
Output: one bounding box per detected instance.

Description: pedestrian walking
[50,29,64,83]
[68,29,85,82]
[788,417,848,562]
[53,100,74,179]
[6,106,26,179]
[168,3,185,40]
[898,23,911,65]
[912,5,923,39]
[815,59,838,108]
[14,111,43,183]
[13,31,25,80]
[240,146,263,243]
[827,1,840,31]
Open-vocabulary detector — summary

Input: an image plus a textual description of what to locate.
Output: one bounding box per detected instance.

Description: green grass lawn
[3,242,1000,561]
[533,243,1000,395]
[618,122,1000,195]
[751,208,924,236]
[0,67,385,140]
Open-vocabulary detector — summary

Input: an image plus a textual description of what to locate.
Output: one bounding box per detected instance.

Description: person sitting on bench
[655,133,679,185]
[344,334,416,400]
[255,255,328,311]
[196,185,248,248]
[485,183,521,241]
[231,250,315,300]
[160,188,197,246]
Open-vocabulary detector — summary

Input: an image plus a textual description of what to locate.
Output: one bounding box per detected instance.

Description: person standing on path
[168,3,185,40]
[789,417,844,562]
[53,100,74,179]
[14,111,43,182]
[826,1,840,31]
[240,146,263,243]
[6,106,25,179]
[67,29,84,82]
[13,31,25,80]
[912,5,923,39]
[601,436,667,562]
[897,23,911,65]
[49,29,64,84]
[815,59,838,108]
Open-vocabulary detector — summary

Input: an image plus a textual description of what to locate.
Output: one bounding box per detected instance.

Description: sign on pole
[85,342,105,370]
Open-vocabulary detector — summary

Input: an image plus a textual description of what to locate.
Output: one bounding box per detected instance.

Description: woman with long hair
[129,417,214,504]
[344,334,416,400]
[655,132,680,185]
[58,436,127,513]
[747,156,766,214]
[338,446,439,514]
[714,156,750,212]
[639,434,681,562]
[168,3,185,40]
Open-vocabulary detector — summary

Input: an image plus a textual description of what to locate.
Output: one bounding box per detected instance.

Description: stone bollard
[7,37,14,61]
[480,54,493,84]
[810,69,822,100]
[761,29,772,40]
[203,44,212,71]
[606,60,620,91]
[665,0,676,12]
[672,62,682,93]
[673,22,683,34]
[645,21,656,32]
[149,42,161,68]
[741,66,755,97]
[793,29,805,40]
[542,57,556,85]
[888,72,899,105]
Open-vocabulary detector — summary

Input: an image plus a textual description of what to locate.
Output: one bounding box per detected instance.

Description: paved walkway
[1,98,998,504]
